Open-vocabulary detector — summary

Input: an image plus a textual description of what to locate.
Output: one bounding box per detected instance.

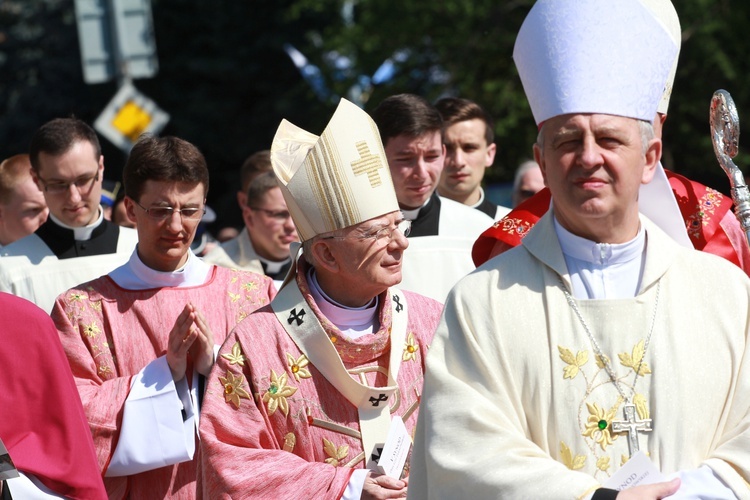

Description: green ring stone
[598,419,608,430]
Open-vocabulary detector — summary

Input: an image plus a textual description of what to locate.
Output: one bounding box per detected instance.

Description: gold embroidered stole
[272,279,408,470]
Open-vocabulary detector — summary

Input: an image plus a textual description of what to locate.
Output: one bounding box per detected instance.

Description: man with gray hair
[200,99,442,499]
[411,1,750,498]
[472,0,750,276]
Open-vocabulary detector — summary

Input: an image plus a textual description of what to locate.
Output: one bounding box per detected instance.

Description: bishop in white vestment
[409,0,750,498]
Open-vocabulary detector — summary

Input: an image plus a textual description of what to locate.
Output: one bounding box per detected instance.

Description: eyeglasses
[37,172,99,194]
[250,207,292,222]
[322,219,412,244]
[134,201,206,221]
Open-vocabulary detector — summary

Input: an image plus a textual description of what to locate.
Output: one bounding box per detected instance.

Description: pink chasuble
[199,270,442,499]
[50,266,275,500]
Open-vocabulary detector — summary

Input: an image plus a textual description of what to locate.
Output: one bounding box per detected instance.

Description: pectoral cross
[611,403,652,457]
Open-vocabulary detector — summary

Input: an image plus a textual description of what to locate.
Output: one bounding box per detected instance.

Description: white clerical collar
[470,187,486,209]
[109,247,211,290]
[48,206,104,241]
[306,267,378,338]
[401,196,432,220]
[554,217,645,266]
[259,254,291,275]
[553,216,646,300]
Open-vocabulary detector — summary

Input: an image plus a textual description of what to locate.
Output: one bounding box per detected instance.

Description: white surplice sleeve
[105,356,196,476]
[665,465,736,499]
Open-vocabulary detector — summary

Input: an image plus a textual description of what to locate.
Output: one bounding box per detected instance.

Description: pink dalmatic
[52,266,275,499]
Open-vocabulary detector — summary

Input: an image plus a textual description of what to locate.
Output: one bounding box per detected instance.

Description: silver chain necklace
[559,278,661,403]
[560,278,661,457]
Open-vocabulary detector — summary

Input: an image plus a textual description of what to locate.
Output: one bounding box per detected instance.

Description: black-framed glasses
[321,219,412,244]
[37,172,99,194]
[250,207,292,222]
[134,201,206,221]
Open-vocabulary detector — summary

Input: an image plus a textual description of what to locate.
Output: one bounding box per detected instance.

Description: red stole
[472,170,749,275]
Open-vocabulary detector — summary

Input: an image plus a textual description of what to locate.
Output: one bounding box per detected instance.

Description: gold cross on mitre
[351,141,384,188]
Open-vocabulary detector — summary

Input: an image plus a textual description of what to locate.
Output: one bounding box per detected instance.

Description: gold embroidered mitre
[270,98,399,241]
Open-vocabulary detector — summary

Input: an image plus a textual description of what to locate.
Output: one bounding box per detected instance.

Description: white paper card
[0,436,19,480]
[376,416,412,479]
[603,451,665,491]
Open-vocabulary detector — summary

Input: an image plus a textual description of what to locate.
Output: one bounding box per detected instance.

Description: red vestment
[0,292,107,499]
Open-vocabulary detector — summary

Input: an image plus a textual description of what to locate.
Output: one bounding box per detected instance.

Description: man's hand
[166,304,198,381]
[361,472,408,500]
[616,478,681,499]
[166,303,217,381]
[187,306,215,376]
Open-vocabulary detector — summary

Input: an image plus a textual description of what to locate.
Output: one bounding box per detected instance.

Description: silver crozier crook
[710,89,750,248]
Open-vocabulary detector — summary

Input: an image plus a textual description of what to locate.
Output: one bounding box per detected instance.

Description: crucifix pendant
[610,403,652,458]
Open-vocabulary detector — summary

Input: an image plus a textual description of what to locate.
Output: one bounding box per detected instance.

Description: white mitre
[270,98,399,242]
[513,0,678,125]
[640,0,681,115]
[637,0,693,248]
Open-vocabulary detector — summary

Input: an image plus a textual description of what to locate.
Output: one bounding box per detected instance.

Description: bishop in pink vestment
[199,265,442,499]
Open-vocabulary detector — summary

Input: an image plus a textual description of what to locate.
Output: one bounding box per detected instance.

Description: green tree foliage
[287,0,750,192]
[2,0,750,212]
[286,0,537,181]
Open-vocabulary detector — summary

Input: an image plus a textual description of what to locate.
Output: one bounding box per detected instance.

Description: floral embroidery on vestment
[323,438,350,466]
[403,332,419,361]
[219,370,251,409]
[558,340,653,479]
[582,399,622,451]
[686,188,721,240]
[560,441,586,470]
[83,322,101,338]
[262,369,297,416]
[633,393,649,420]
[68,291,87,302]
[618,339,652,375]
[558,346,589,379]
[500,217,534,238]
[63,288,117,380]
[221,342,246,366]
[286,353,311,381]
[282,432,296,452]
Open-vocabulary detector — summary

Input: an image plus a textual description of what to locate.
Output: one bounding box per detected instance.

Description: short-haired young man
[0,153,48,247]
[435,97,510,219]
[203,171,299,286]
[0,118,137,312]
[372,94,493,302]
[52,135,275,499]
